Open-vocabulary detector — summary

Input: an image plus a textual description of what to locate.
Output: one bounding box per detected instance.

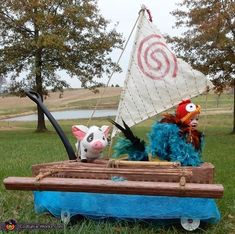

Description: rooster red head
[176,99,201,124]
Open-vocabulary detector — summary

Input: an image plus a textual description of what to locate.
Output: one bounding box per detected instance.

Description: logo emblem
[5,219,17,231]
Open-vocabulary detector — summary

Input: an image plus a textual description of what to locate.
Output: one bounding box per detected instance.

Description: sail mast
[112,6,147,137]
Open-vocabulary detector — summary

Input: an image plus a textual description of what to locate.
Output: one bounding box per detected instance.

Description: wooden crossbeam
[4,176,224,199]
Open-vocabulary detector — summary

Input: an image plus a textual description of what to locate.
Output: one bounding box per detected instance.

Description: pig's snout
[91,141,105,151]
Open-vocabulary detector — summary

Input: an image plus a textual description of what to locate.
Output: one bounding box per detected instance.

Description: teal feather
[112,137,148,161]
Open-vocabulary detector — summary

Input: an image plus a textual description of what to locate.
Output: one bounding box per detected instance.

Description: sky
[66,0,182,88]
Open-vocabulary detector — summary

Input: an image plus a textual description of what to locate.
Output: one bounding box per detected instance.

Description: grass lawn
[0,112,234,233]
[0,90,235,233]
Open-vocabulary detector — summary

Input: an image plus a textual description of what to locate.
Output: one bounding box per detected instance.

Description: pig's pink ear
[101,125,111,138]
[72,125,88,140]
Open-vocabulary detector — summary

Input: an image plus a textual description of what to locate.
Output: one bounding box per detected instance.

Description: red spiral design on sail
[137,34,178,80]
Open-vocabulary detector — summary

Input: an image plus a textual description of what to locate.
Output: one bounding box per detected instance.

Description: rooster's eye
[186,103,196,112]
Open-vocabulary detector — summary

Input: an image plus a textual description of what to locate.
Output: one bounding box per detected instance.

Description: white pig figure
[72,125,110,162]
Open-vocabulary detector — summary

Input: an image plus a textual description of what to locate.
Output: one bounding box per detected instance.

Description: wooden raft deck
[3,159,224,199]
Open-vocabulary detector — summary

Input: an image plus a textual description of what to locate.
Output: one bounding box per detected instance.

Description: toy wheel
[180,218,200,231]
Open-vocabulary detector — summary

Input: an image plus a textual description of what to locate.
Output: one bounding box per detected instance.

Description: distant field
[0,87,122,119]
[0,88,234,122]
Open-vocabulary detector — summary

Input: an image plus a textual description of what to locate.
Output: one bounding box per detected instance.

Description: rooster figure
[109,99,204,166]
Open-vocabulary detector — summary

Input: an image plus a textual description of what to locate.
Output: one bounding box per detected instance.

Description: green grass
[0,112,235,233]
[193,93,234,109]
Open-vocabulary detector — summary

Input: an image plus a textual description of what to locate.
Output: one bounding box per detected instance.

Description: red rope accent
[146,8,153,22]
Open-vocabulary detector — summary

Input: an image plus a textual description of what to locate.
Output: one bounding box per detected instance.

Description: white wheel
[180,218,200,231]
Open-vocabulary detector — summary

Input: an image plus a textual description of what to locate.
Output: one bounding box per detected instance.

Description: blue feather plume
[148,122,203,166]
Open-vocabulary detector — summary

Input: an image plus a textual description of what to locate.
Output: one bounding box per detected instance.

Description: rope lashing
[146,8,153,22]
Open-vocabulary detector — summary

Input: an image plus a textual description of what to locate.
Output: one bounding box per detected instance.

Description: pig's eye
[186,103,196,112]
[103,137,105,140]
[87,133,94,142]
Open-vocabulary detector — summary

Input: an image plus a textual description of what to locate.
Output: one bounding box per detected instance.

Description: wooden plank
[37,167,193,175]
[191,162,214,183]
[32,161,214,184]
[107,160,181,167]
[32,159,109,175]
[36,167,193,182]
[4,177,224,199]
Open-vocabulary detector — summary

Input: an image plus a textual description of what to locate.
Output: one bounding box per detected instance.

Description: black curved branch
[25,90,76,160]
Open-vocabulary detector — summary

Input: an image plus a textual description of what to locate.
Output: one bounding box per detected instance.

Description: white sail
[113,7,213,136]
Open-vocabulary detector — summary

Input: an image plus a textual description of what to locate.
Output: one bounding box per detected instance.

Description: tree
[170,0,235,133]
[0,0,123,131]
[0,76,7,93]
[0,76,6,87]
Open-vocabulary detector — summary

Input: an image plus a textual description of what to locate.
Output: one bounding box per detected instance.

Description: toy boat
[3,6,224,231]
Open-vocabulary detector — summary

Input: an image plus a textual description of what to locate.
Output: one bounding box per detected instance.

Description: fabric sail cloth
[112,8,213,137]
[34,191,220,224]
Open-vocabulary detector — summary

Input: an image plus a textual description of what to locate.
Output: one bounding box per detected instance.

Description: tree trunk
[232,78,235,134]
[216,93,221,108]
[35,48,47,132]
[36,95,47,132]
[32,4,47,132]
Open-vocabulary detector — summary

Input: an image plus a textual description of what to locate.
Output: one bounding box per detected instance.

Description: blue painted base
[34,191,220,224]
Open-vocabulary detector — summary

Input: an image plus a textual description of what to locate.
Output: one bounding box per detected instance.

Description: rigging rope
[86,12,142,127]
[202,85,210,134]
